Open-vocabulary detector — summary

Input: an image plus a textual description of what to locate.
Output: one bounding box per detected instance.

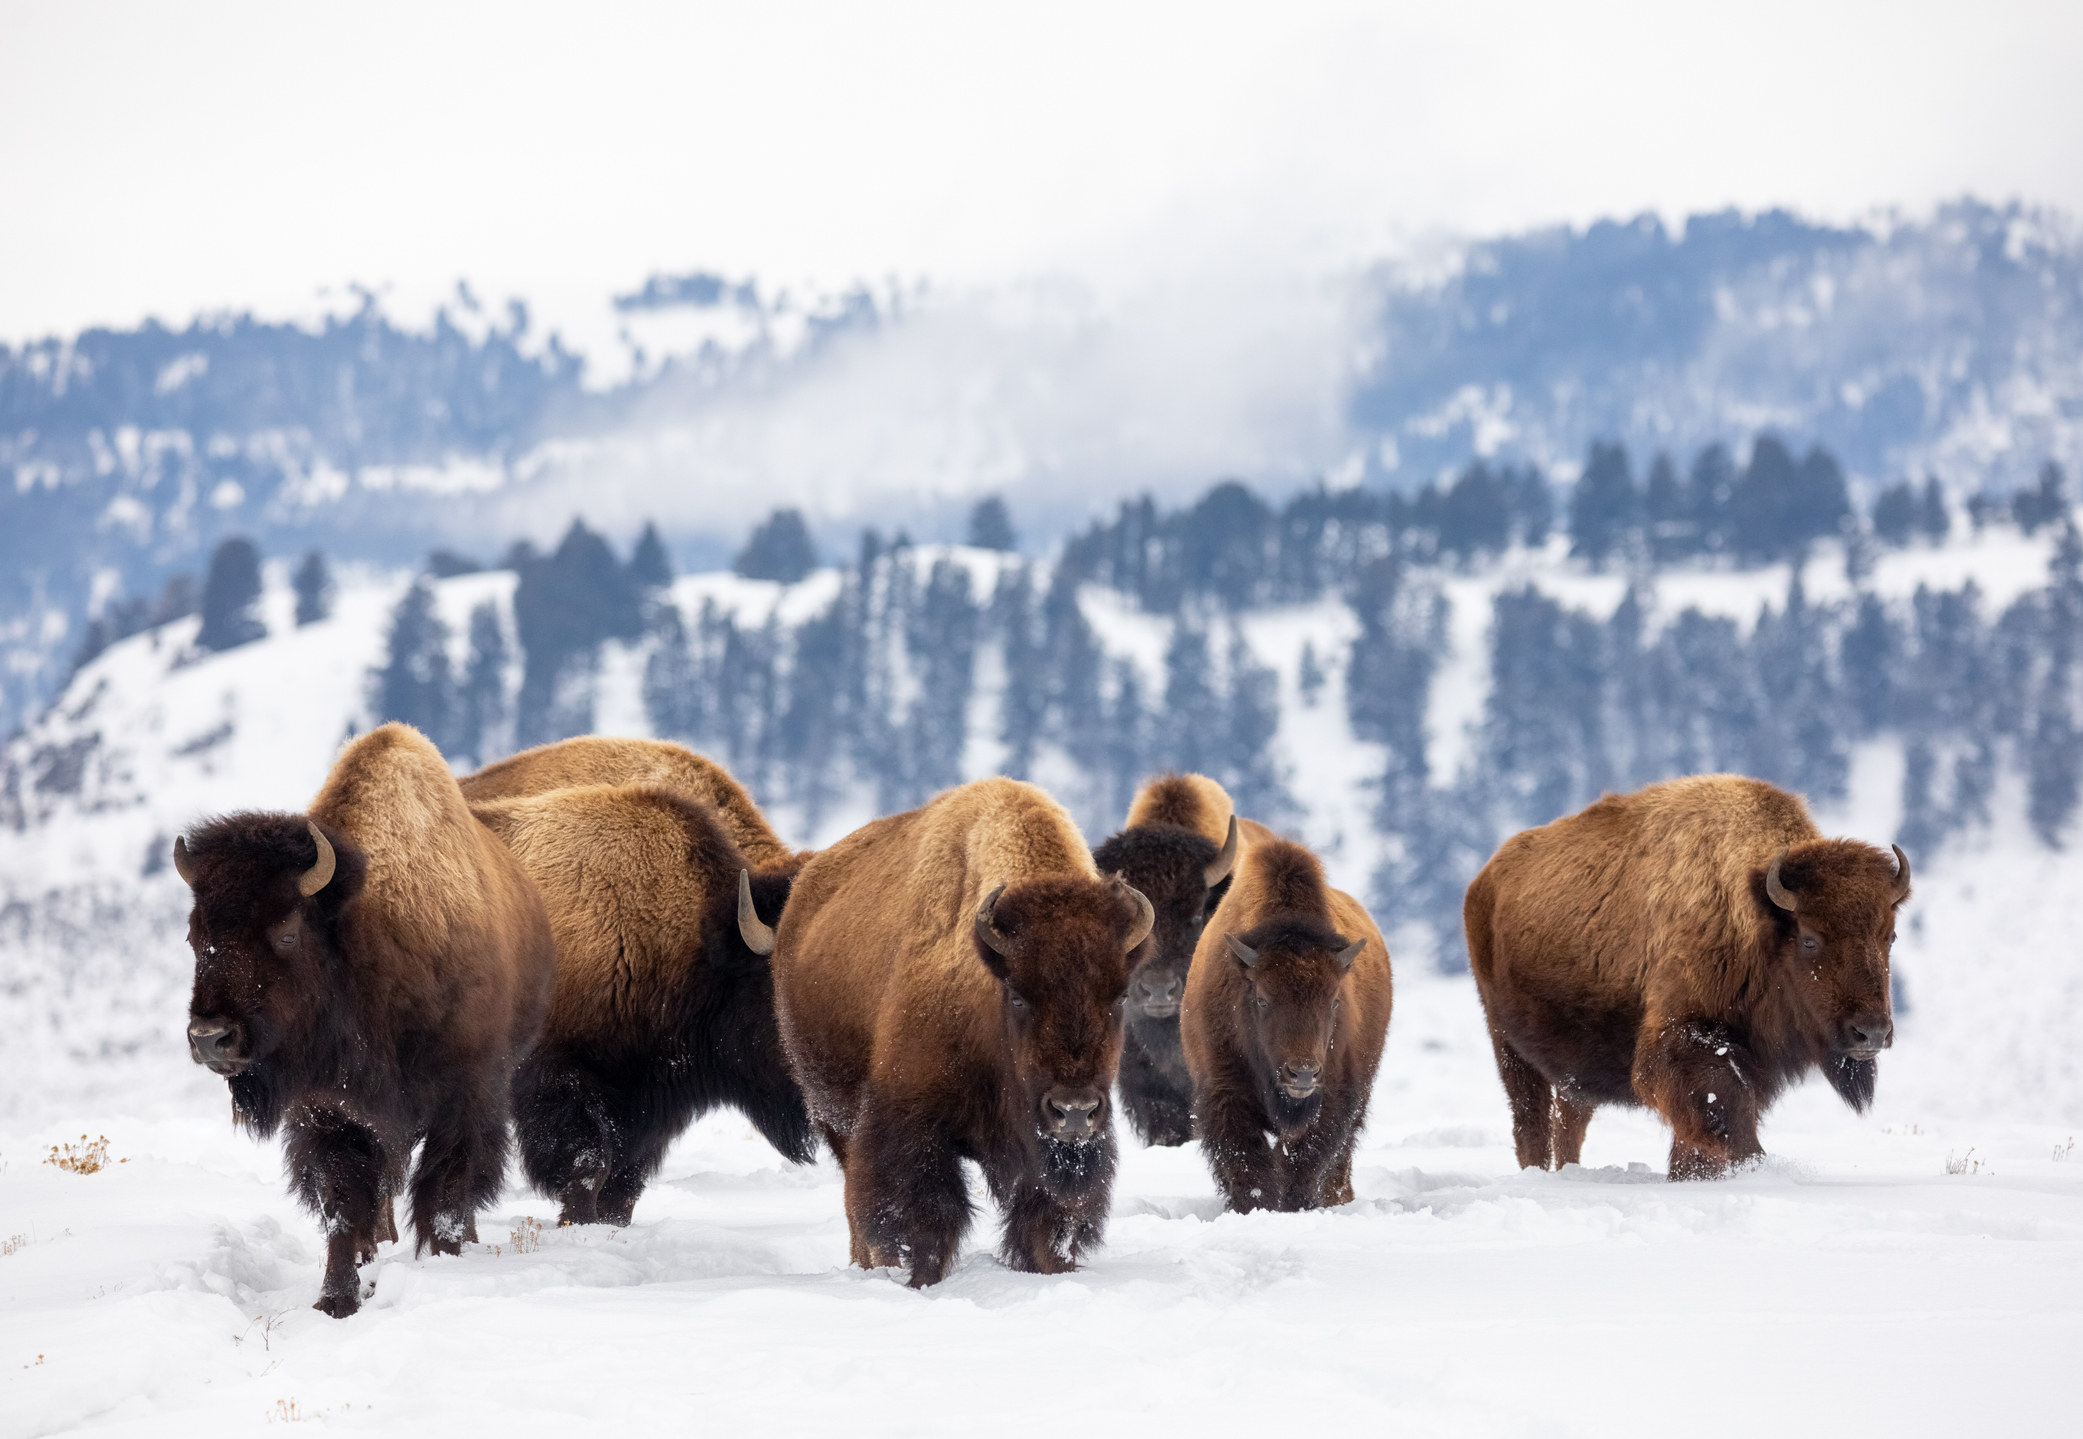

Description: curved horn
[1204,815,1239,888]
[1763,849,1797,912]
[172,835,197,888]
[297,822,336,897]
[974,884,1013,957]
[1122,883,1156,953]
[1333,936,1366,973]
[1890,843,1912,894]
[737,870,777,956]
[1224,934,1258,968]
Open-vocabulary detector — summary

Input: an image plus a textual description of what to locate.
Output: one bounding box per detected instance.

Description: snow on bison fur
[773,777,1154,1287]
[177,724,555,1316]
[1465,774,1910,1181]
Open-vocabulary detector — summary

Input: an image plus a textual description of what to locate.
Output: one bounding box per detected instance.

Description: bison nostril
[1278,1063,1321,1095]
[1042,1089,1103,1138]
[1846,1015,1893,1052]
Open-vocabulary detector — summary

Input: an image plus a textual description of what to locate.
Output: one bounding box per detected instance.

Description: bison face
[174,815,364,1117]
[1223,917,1364,1134]
[1759,840,1911,1109]
[973,874,1153,1184]
[1092,818,1236,1030]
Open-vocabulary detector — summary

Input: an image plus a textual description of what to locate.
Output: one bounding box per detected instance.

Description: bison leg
[998,1178,1101,1274]
[1486,1022,1559,1169]
[594,1164,646,1228]
[409,1104,510,1256]
[513,1053,619,1225]
[1550,1091,1596,1168]
[284,1110,385,1319]
[1118,1038,1194,1148]
[1635,1021,1764,1181]
[848,1100,970,1287]
[1195,1082,1284,1212]
[1281,1097,1364,1209]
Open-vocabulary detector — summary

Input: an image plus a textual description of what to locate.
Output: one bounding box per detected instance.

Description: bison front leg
[1195,1081,1284,1212]
[1486,1021,1560,1169]
[998,1176,1105,1274]
[1118,1039,1194,1147]
[285,1111,386,1318]
[848,1100,971,1287]
[1635,1020,1763,1181]
[409,1103,510,1256]
[512,1053,618,1226]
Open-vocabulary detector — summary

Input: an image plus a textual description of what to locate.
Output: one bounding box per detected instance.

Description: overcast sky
[4,1,2081,347]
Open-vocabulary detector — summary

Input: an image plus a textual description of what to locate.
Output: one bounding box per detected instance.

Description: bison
[1465,774,1910,1180]
[772,777,1155,1287]
[178,723,554,1316]
[1182,823,1392,1211]
[1090,773,1238,1146]
[470,782,815,1224]
[462,735,801,869]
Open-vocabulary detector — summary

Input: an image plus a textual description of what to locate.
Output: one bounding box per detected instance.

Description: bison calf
[1182,824,1392,1211]
[1091,773,1239,1147]
[471,782,814,1225]
[774,777,1154,1287]
[178,724,554,1317]
[1466,774,1910,1180]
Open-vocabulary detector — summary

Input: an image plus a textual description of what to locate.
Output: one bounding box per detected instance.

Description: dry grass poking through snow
[509,1215,544,1253]
[43,1134,123,1174]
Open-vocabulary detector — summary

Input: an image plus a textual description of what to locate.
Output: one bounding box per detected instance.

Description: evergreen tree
[642,602,706,742]
[369,579,455,747]
[1840,593,1899,733]
[1220,629,1286,819]
[196,537,266,651]
[1099,659,1149,824]
[1159,623,1218,774]
[992,564,1046,779]
[735,508,818,582]
[1897,740,1943,858]
[1569,441,1637,568]
[453,600,509,767]
[512,519,642,746]
[1918,478,1951,543]
[2027,521,2083,845]
[904,558,979,801]
[628,521,674,591]
[1510,466,1555,548]
[1345,558,1442,780]
[1688,443,1737,553]
[1870,483,1917,548]
[1437,462,1511,563]
[967,495,1017,551]
[1643,452,1694,561]
[1297,641,1326,707]
[292,550,334,626]
[2013,462,2069,536]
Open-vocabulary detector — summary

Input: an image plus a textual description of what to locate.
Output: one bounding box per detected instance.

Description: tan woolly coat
[1125,772,1234,849]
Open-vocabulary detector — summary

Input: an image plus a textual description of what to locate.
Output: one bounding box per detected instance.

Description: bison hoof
[313,1288,360,1319]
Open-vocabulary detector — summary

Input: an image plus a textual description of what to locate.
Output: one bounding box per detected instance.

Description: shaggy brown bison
[1465,774,1910,1180]
[178,724,554,1316]
[1091,773,1238,1146]
[773,777,1154,1286]
[1182,825,1392,1211]
[462,735,800,868]
[470,782,814,1225]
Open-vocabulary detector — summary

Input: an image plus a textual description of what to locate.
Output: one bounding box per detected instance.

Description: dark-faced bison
[1091,773,1238,1146]
[462,735,802,869]
[470,781,815,1225]
[178,723,554,1316]
[1466,774,1910,1180]
[1182,821,1392,1211]
[772,777,1154,1286]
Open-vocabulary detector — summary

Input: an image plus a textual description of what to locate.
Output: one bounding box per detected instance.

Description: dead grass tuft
[43,1135,124,1175]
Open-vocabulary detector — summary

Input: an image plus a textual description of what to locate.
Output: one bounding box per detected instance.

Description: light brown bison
[462,735,801,869]
[469,782,814,1225]
[773,777,1154,1287]
[1092,773,1239,1146]
[178,724,554,1316]
[1182,822,1392,1211]
[1465,774,1910,1180]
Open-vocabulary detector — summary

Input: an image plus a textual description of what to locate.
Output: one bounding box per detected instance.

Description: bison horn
[1890,843,1912,894]
[172,835,197,887]
[1123,883,1156,953]
[1764,849,1797,912]
[1225,934,1258,968]
[738,870,777,956]
[1333,936,1365,972]
[298,822,336,897]
[1204,815,1239,888]
[975,884,1013,957]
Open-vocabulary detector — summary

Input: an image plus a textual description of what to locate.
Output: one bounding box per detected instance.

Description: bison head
[1756,839,1911,1110]
[973,874,1153,1190]
[1222,917,1365,1134]
[1091,816,1237,1030]
[175,813,366,1130]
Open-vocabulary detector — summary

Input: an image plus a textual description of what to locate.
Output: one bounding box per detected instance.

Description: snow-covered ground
[4,540,2081,1435]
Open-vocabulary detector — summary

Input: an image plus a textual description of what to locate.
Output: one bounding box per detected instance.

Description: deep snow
[4,541,2081,1435]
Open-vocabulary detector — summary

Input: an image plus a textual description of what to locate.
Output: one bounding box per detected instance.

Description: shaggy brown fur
[1182,830,1392,1211]
[773,777,1150,1287]
[1466,774,1909,1180]
[180,723,554,1317]
[1092,773,1236,1146]
[462,736,799,869]
[470,783,813,1224]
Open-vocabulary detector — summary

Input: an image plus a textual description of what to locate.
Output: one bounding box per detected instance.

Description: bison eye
[1801,935,1819,952]
[275,928,298,950]
[1007,990,1026,1009]
[1254,993,1270,1013]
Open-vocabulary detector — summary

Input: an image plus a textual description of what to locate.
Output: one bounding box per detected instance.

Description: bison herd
[176,725,1910,1314]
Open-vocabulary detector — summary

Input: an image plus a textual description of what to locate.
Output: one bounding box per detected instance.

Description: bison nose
[1277,1062,1321,1098]
[187,1019,245,1071]
[1135,973,1182,1015]
[1042,1087,1104,1142]
[1846,1013,1893,1056]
